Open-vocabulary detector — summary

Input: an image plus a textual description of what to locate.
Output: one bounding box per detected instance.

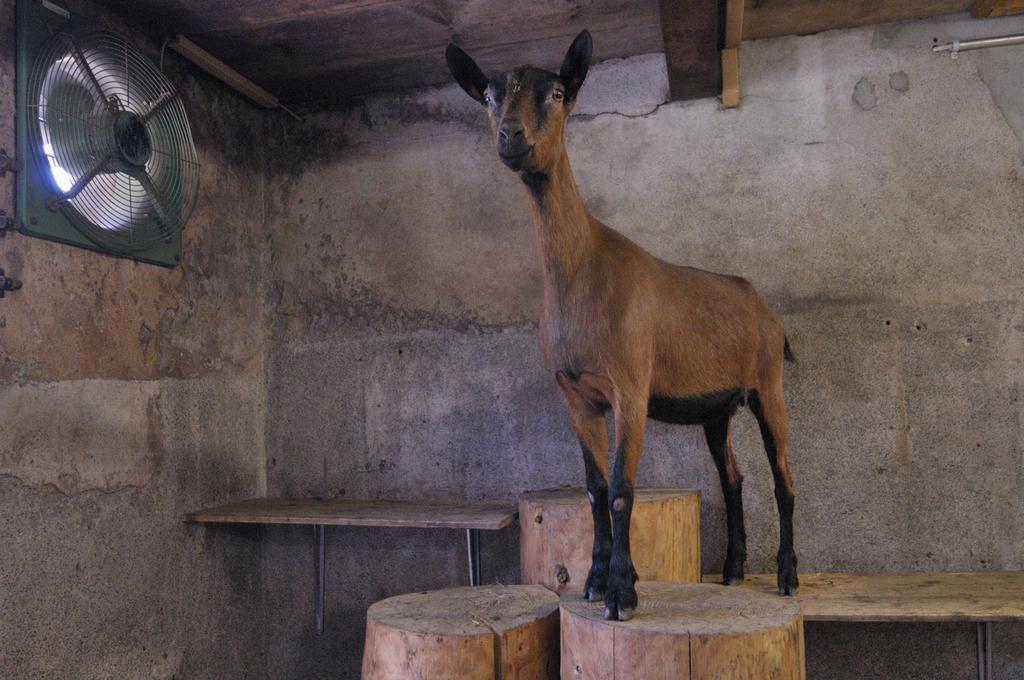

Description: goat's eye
[484,93,492,104]
[552,89,564,102]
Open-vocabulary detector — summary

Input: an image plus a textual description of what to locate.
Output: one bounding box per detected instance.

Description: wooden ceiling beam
[658,0,724,101]
[743,0,972,40]
[93,0,987,107]
[154,1,663,103]
[725,0,745,46]
[721,48,740,107]
[268,23,665,105]
[972,0,1024,16]
[200,10,661,76]
[722,0,744,108]
[92,0,406,37]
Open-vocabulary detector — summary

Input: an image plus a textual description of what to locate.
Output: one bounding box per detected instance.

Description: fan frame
[16,0,184,267]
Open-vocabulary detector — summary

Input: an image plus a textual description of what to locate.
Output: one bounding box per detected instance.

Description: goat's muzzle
[498,119,532,169]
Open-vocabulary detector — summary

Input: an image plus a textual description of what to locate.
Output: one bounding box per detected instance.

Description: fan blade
[149,146,200,167]
[31,104,104,131]
[58,33,118,112]
[46,152,112,209]
[130,168,178,234]
[138,91,177,124]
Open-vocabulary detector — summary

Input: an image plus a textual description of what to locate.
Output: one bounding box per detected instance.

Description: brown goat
[447,30,798,620]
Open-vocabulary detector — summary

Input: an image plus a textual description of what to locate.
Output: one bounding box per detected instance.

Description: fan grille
[26,30,198,253]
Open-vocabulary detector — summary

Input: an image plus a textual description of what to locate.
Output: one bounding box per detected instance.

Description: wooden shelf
[705,571,1024,623]
[186,497,517,634]
[185,497,517,530]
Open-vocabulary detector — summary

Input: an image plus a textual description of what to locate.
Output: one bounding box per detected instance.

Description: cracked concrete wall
[263,14,1024,680]
[0,0,272,677]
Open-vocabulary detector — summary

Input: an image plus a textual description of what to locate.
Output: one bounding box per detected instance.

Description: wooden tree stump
[560,582,805,680]
[520,488,700,593]
[362,584,560,680]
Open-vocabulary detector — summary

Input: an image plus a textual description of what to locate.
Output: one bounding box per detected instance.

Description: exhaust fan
[16,0,199,266]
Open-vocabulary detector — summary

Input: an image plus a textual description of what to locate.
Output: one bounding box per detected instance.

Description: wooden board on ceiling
[277,23,664,106]
[744,0,973,40]
[972,0,1024,16]
[94,0,663,104]
[98,0,415,36]
[94,0,985,106]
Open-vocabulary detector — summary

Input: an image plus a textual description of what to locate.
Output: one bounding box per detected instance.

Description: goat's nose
[499,120,525,145]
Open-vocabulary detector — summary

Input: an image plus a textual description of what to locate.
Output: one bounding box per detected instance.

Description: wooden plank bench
[185,497,518,634]
[706,571,1024,680]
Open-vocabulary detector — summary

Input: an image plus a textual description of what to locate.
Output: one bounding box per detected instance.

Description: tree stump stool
[520,488,700,593]
[560,582,805,680]
[362,584,560,680]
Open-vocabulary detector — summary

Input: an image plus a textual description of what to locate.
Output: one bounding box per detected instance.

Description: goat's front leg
[578,419,612,602]
[556,373,611,602]
[605,400,647,621]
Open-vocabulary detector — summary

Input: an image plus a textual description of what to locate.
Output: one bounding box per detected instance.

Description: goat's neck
[521,149,597,296]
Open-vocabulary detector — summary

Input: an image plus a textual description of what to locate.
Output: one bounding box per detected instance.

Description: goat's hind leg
[750,383,799,596]
[704,414,747,585]
[556,374,612,602]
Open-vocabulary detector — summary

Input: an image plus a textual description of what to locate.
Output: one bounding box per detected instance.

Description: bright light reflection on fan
[41,142,74,192]
[38,54,137,233]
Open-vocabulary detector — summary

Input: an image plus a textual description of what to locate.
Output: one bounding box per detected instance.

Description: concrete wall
[0,0,272,677]
[263,14,1024,680]
[4,4,1024,679]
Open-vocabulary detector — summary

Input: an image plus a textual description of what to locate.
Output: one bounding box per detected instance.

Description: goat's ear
[446,44,489,104]
[559,29,592,101]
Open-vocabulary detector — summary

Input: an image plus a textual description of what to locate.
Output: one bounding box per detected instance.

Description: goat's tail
[783,335,797,363]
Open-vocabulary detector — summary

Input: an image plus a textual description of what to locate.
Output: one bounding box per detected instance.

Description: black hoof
[722,556,745,586]
[777,551,799,596]
[584,561,609,603]
[603,565,638,622]
[603,605,635,621]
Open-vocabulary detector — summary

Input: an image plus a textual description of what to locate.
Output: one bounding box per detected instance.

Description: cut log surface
[561,582,805,680]
[520,488,700,593]
[362,584,560,680]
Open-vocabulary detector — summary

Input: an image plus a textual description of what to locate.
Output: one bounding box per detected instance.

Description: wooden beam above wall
[721,48,740,107]
[744,0,972,41]
[721,0,744,108]
[972,0,1024,16]
[725,0,745,46]
[658,0,723,101]
[92,0,989,107]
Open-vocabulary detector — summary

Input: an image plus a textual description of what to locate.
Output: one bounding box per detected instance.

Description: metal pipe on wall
[933,33,1024,57]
